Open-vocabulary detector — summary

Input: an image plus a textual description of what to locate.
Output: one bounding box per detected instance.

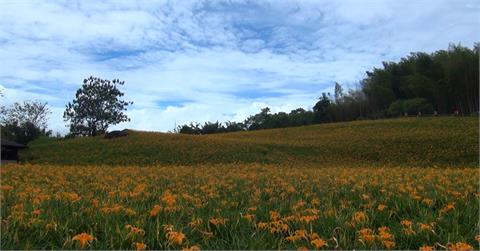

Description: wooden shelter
[1,139,27,164]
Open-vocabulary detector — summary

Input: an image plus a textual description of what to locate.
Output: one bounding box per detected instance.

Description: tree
[244,107,271,130]
[289,108,314,126]
[224,121,245,132]
[1,121,43,144]
[64,76,133,136]
[0,100,51,144]
[313,93,332,123]
[201,121,224,134]
[0,89,5,118]
[176,122,202,134]
[359,43,478,116]
[0,100,51,131]
[334,82,344,102]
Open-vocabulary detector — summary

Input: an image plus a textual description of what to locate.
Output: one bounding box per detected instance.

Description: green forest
[177,43,479,134]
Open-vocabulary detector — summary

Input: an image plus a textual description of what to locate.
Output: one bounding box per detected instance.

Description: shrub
[387,98,434,116]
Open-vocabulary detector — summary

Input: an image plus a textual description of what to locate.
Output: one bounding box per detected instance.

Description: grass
[1,117,478,250]
[22,117,479,167]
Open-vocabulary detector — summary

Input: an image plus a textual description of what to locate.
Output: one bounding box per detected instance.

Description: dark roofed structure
[1,139,27,164]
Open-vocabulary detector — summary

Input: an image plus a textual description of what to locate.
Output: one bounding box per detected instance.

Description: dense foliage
[177,44,479,134]
[1,164,477,250]
[1,122,46,145]
[0,101,51,144]
[361,44,479,116]
[64,76,133,137]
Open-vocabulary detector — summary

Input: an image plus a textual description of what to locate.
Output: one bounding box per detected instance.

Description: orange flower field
[1,164,478,250]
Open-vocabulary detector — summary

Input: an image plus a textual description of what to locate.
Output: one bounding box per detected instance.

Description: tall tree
[313,93,332,123]
[334,82,344,102]
[64,76,133,136]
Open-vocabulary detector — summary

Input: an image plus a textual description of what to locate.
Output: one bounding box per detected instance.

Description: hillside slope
[22,117,478,167]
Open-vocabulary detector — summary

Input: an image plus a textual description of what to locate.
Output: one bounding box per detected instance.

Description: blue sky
[0,0,479,133]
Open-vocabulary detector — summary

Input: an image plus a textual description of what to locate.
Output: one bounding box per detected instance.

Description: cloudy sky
[0,0,478,134]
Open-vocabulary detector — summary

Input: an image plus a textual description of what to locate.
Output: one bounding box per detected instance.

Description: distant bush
[1,122,46,144]
[387,100,406,117]
[388,98,434,116]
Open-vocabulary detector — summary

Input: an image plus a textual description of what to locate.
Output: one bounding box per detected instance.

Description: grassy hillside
[22,117,478,167]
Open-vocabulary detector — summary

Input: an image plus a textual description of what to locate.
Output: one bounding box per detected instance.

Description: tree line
[1,43,478,142]
[177,43,479,134]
